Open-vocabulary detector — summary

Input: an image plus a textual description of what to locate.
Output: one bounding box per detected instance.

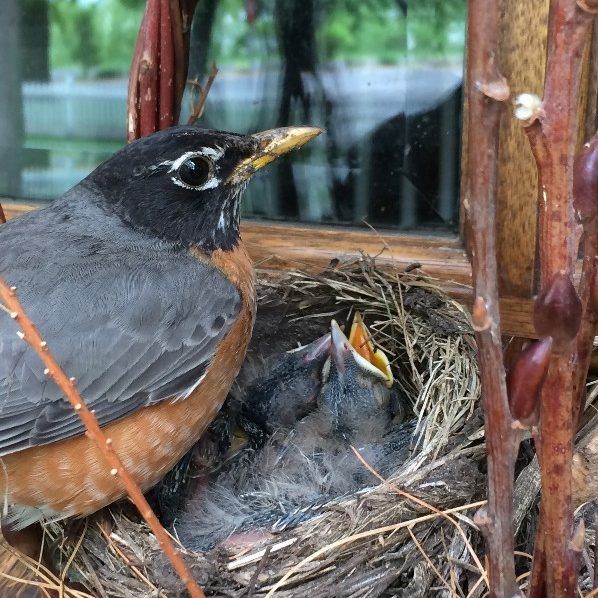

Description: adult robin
[0,124,321,530]
[176,317,412,551]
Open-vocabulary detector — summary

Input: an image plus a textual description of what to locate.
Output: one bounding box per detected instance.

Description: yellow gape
[348,312,394,388]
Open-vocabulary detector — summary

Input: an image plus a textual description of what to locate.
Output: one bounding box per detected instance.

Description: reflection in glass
[1,0,465,232]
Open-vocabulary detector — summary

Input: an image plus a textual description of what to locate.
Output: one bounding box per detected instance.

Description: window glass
[1,0,465,232]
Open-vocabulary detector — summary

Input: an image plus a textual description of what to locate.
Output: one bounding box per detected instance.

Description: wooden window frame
[3,3,596,339]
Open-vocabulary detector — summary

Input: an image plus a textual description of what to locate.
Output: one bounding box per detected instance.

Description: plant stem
[522,2,596,594]
[127,0,199,142]
[464,1,519,595]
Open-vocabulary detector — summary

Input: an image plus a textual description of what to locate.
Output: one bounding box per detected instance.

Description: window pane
[1,0,465,232]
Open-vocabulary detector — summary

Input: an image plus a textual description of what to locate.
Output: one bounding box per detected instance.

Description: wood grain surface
[2,201,538,336]
[495,0,549,297]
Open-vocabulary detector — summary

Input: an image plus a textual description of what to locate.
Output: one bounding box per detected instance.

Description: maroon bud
[507,337,552,425]
[534,272,582,345]
[573,136,598,225]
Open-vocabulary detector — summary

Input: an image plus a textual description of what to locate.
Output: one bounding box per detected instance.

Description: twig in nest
[407,526,452,593]
[350,446,486,584]
[187,64,219,125]
[264,500,487,597]
[0,277,205,598]
[0,538,93,598]
[59,521,87,597]
[97,522,166,596]
[246,545,272,597]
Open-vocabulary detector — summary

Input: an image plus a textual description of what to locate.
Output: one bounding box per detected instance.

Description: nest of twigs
[8,255,596,597]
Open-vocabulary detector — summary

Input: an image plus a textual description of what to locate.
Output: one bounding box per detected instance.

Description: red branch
[0,277,205,598]
[139,1,160,137]
[521,1,596,593]
[159,0,175,129]
[572,133,598,426]
[127,0,199,142]
[464,1,519,596]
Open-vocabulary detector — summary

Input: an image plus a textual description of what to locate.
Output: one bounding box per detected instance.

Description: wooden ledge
[2,201,536,336]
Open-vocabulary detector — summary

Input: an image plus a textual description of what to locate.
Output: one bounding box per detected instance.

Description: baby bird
[231,330,333,433]
[321,319,397,441]
[152,331,332,524]
[175,316,413,552]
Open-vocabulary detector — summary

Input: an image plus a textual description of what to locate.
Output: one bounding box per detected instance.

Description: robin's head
[83,126,322,251]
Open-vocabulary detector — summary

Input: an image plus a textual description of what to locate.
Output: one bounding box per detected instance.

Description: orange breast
[0,243,256,520]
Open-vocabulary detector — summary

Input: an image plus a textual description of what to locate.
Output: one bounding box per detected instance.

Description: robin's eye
[176,156,212,188]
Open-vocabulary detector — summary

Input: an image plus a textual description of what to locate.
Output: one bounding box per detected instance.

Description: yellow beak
[227,126,323,184]
[348,312,394,387]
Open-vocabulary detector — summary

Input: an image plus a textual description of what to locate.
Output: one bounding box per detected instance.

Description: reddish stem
[572,228,598,425]
[523,2,595,594]
[159,0,175,129]
[127,11,147,141]
[127,0,199,141]
[465,1,518,595]
[572,133,598,425]
[175,0,198,122]
[139,0,160,137]
[170,0,186,121]
[187,64,219,125]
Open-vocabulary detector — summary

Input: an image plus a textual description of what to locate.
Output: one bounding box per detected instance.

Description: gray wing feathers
[0,204,240,455]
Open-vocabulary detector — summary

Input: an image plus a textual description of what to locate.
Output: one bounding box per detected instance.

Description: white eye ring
[169,150,219,191]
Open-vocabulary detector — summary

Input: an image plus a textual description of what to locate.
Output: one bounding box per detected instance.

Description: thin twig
[0,277,205,598]
[59,520,87,598]
[97,523,167,596]
[264,500,487,597]
[407,526,453,594]
[187,64,219,125]
[246,545,272,598]
[0,539,94,598]
[350,446,487,583]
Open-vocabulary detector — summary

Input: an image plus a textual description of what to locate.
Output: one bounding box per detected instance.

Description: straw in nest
[12,255,585,597]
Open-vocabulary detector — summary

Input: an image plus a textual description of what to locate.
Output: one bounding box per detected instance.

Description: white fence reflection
[19,66,462,227]
[24,80,128,140]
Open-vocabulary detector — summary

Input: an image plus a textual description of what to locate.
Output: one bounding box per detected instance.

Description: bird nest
[9,255,497,597]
